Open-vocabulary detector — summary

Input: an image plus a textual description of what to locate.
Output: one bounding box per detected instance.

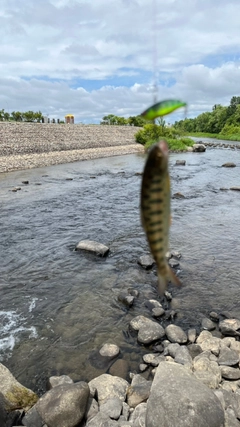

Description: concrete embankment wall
[0,123,144,172]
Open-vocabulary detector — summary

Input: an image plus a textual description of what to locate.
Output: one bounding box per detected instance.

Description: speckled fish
[141,99,187,121]
[140,140,181,294]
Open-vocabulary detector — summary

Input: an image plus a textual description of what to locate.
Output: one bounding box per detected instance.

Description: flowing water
[0,145,240,394]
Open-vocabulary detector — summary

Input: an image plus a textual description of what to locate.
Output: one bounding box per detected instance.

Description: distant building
[65,114,74,124]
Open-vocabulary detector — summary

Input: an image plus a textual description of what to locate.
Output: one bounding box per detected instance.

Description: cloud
[0,0,240,122]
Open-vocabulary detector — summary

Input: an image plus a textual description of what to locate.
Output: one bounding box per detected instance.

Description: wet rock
[152,306,165,317]
[75,240,109,257]
[137,255,155,269]
[222,162,236,167]
[0,363,38,410]
[22,406,44,427]
[221,366,240,380]
[145,299,165,317]
[219,319,240,336]
[118,293,135,307]
[109,359,129,380]
[34,382,89,427]
[209,312,219,322]
[142,353,164,367]
[171,250,181,259]
[139,363,148,372]
[188,328,197,343]
[22,180,29,184]
[220,187,228,191]
[172,192,185,199]
[230,186,240,191]
[65,177,73,180]
[129,315,165,345]
[187,344,203,359]
[99,397,122,419]
[165,251,172,260]
[201,317,216,331]
[146,362,224,427]
[192,144,206,152]
[127,288,139,298]
[129,402,147,426]
[12,187,21,192]
[218,346,239,366]
[165,324,187,344]
[175,160,186,166]
[164,343,180,358]
[127,374,151,408]
[47,375,73,389]
[187,146,193,152]
[85,397,99,422]
[174,346,192,366]
[88,374,129,405]
[164,291,172,301]
[99,344,120,359]
[168,258,179,268]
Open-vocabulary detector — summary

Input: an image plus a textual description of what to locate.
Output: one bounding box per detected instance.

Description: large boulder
[75,240,109,257]
[146,362,225,427]
[192,144,206,152]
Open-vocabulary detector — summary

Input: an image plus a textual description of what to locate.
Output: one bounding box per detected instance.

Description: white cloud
[0,0,240,122]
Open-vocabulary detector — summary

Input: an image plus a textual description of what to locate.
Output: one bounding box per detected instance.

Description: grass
[185,132,240,142]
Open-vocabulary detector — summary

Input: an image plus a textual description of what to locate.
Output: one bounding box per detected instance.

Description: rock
[130,316,165,345]
[199,336,221,356]
[85,397,99,422]
[171,250,181,259]
[121,401,130,421]
[209,312,219,322]
[145,299,165,317]
[218,346,239,366]
[75,240,109,257]
[168,258,179,268]
[118,293,135,307]
[22,180,29,184]
[174,346,192,366]
[219,319,240,336]
[172,192,185,199]
[47,375,73,389]
[34,382,89,427]
[88,374,129,405]
[230,186,240,191]
[187,344,203,359]
[12,187,21,192]
[165,324,187,344]
[99,397,122,419]
[192,144,206,152]
[164,291,172,301]
[175,160,186,166]
[137,255,155,269]
[0,363,38,410]
[187,147,193,152]
[152,307,165,317]
[109,359,129,380]
[22,406,44,427]
[222,162,236,167]
[142,354,164,367]
[164,343,180,358]
[196,330,213,344]
[201,317,216,331]
[86,412,119,426]
[129,402,147,426]
[99,344,120,358]
[139,364,148,372]
[127,374,151,408]
[224,407,240,427]
[146,362,224,427]
[221,366,240,380]
[193,357,221,389]
[188,328,197,343]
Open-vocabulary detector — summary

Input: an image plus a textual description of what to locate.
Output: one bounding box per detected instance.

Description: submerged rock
[137,255,155,269]
[75,240,109,257]
[99,344,120,359]
[175,160,186,166]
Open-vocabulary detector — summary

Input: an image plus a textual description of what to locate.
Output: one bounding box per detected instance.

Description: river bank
[0,122,144,173]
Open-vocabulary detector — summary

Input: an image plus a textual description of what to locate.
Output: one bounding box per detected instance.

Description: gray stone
[142,354,164,367]
[127,374,151,408]
[224,407,240,427]
[47,375,73,389]
[137,255,155,269]
[146,362,224,427]
[164,291,172,300]
[192,143,206,152]
[201,317,216,331]
[165,324,187,344]
[218,345,239,366]
[230,186,240,191]
[164,343,180,358]
[121,401,130,421]
[196,330,213,344]
[193,356,222,388]
[99,344,120,358]
[99,397,122,419]
[188,328,197,343]
[85,397,99,422]
[187,344,203,359]
[198,336,221,356]
[222,162,236,167]
[86,412,119,426]
[139,363,148,372]
[209,312,219,322]
[130,316,165,345]
[221,366,240,380]
[22,406,45,427]
[219,319,240,336]
[35,382,89,427]
[175,160,186,166]
[88,374,129,405]
[0,363,38,410]
[171,250,181,259]
[151,307,165,317]
[75,240,109,256]
[129,402,147,427]
[174,345,192,366]
[172,192,185,199]
[221,380,240,392]
[168,258,179,268]
[118,292,135,307]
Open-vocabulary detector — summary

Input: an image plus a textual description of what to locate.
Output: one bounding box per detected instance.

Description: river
[0,144,240,394]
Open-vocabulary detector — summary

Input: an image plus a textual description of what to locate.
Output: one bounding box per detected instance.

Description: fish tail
[157,265,181,295]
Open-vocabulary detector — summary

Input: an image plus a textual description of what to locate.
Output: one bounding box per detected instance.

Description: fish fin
[157,270,168,295]
[167,264,182,287]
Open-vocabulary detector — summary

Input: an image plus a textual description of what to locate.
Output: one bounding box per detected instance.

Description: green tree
[128,115,145,127]
[22,111,36,122]
[11,111,23,121]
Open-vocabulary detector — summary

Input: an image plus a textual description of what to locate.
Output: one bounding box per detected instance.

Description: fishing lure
[141,99,187,121]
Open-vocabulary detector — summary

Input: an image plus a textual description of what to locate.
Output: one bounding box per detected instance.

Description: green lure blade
[141,99,187,120]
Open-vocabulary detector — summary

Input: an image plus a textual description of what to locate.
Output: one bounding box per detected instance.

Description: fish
[141,99,187,121]
[140,139,181,294]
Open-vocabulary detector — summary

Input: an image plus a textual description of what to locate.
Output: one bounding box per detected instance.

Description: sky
[1,0,240,124]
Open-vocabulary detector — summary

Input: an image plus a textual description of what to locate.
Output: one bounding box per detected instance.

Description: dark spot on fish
[149,237,163,244]
[149,221,162,227]
[148,199,163,204]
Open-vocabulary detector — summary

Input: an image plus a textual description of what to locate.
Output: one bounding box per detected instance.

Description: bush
[220,124,240,135]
